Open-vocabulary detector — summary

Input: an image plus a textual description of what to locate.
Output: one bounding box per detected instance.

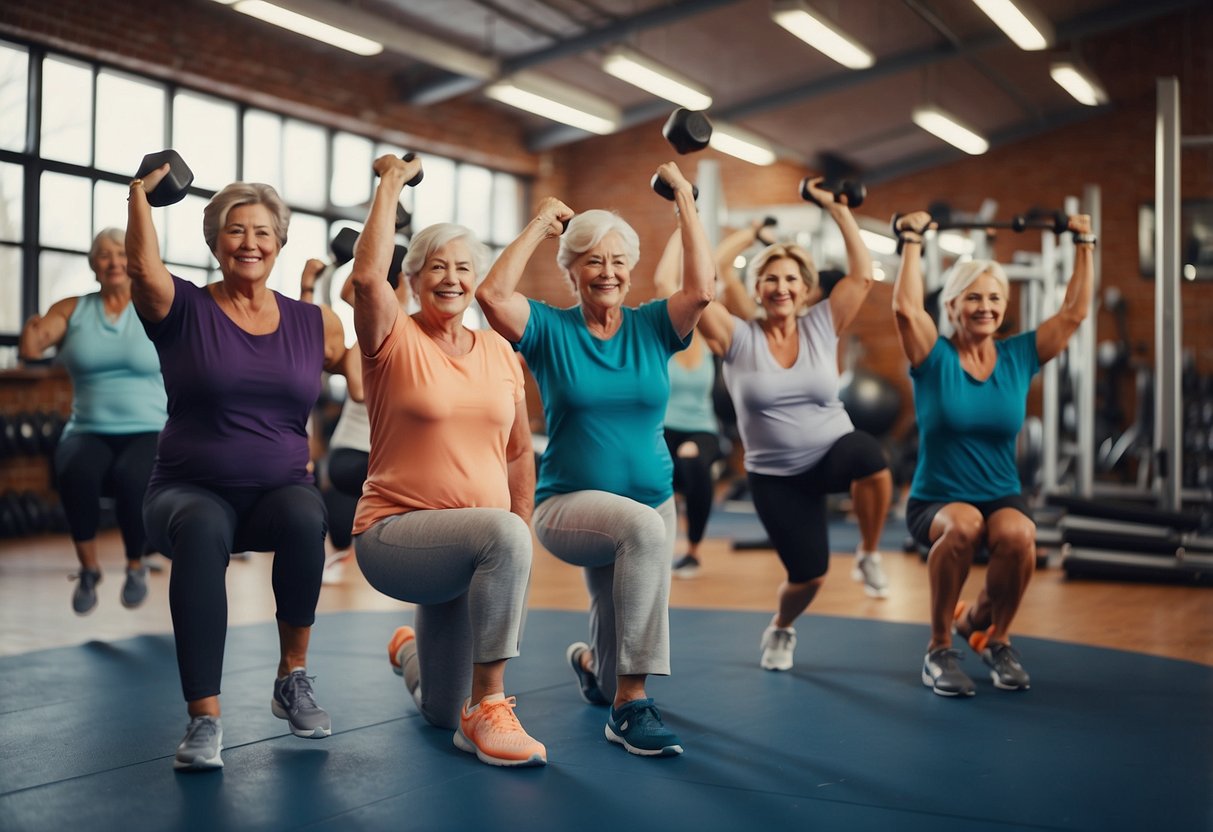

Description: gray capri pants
[355,507,533,730]
[532,491,676,703]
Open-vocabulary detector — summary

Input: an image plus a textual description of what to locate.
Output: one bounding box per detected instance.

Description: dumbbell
[15,412,39,456]
[800,178,866,208]
[756,216,778,245]
[1011,209,1069,235]
[134,149,194,207]
[386,244,409,289]
[662,108,713,155]
[651,174,698,202]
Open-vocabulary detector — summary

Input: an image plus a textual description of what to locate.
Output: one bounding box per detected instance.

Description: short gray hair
[89,227,125,270]
[202,182,290,254]
[556,209,640,274]
[403,223,492,282]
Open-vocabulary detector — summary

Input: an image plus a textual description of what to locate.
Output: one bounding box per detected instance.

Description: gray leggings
[533,491,676,702]
[355,508,533,730]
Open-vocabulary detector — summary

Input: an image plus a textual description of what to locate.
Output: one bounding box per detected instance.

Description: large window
[0,36,528,364]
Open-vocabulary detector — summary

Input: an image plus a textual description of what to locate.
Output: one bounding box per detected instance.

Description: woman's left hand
[802,176,836,207]
[655,162,694,198]
[1068,213,1092,235]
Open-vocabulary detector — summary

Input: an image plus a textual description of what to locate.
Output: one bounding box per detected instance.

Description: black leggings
[143,481,328,702]
[323,448,368,550]
[747,431,888,583]
[663,429,720,546]
[53,431,159,561]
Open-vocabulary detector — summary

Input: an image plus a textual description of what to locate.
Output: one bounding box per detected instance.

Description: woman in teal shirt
[892,210,1094,697]
[476,162,714,757]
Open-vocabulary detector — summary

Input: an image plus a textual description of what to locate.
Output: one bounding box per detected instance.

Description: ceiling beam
[527,0,1203,153]
[407,0,743,106]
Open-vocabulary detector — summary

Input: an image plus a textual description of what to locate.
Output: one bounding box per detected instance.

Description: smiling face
[570,231,631,313]
[755,256,807,320]
[215,203,280,285]
[91,237,129,291]
[948,271,1007,338]
[411,239,476,319]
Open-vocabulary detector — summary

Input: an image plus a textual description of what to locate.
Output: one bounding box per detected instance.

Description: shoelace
[478,697,524,732]
[185,717,219,744]
[622,701,665,730]
[769,629,793,649]
[282,672,319,710]
[68,570,99,587]
[932,648,965,666]
[989,643,1023,666]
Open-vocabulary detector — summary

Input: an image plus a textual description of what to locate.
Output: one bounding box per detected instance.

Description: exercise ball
[839,369,902,438]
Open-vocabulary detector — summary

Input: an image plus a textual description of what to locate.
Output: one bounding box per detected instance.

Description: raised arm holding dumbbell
[127,156,347,771]
[893,207,1094,699]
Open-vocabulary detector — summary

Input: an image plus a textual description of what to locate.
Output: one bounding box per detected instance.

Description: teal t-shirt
[517,299,689,508]
[664,349,717,434]
[58,292,167,439]
[909,331,1040,502]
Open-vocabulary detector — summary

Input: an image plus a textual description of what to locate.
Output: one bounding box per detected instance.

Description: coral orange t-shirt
[352,312,524,534]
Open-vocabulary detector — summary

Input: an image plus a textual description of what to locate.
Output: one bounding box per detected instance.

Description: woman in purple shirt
[127,164,346,771]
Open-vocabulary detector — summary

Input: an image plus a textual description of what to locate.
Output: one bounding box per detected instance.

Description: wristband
[1073,233,1097,246]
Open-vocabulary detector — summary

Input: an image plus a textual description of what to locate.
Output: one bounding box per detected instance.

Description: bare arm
[506,393,536,524]
[1036,214,1094,364]
[351,154,420,354]
[659,162,716,339]
[476,196,571,343]
[652,228,682,300]
[19,296,77,360]
[319,305,347,373]
[716,221,769,320]
[891,210,939,368]
[125,164,176,323]
[812,178,874,334]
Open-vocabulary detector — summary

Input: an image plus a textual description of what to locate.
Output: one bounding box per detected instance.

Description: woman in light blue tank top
[893,209,1095,697]
[18,228,166,618]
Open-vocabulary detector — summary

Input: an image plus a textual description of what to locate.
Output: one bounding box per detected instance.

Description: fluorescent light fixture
[938,232,976,256]
[859,228,897,256]
[912,105,989,155]
[485,72,620,135]
[709,123,777,166]
[970,0,1053,51]
[771,0,875,70]
[602,47,712,110]
[1050,61,1107,106]
[229,1,383,55]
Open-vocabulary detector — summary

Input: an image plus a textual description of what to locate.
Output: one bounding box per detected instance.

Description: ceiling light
[229,1,383,55]
[602,47,712,110]
[708,123,777,166]
[970,0,1053,51]
[485,72,620,135]
[938,232,977,256]
[770,1,875,70]
[912,105,989,155]
[1049,62,1108,106]
[858,229,897,256]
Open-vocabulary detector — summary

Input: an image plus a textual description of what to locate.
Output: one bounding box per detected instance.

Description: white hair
[556,209,640,274]
[403,223,491,282]
[938,259,1010,335]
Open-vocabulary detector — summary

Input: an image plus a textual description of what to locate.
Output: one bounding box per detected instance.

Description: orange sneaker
[388,626,415,676]
[453,695,547,767]
[953,601,994,654]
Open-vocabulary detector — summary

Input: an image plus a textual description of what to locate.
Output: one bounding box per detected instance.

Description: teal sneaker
[566,642,609,706]
[605,698,683,757]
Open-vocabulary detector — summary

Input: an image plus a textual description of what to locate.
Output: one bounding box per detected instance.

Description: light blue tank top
[665,345,717,434]
[58,292,167,438]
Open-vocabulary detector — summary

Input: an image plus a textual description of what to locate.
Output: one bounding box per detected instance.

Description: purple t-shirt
[143,275,323,489]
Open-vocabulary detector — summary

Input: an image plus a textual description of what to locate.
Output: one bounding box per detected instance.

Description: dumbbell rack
[0,365,73,538]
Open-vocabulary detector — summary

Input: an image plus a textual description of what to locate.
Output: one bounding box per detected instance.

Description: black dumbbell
[651,174,699,202]
[19,491,45,534]
[386,244,409,288]
[330,227,359,268]
[135,149,194,207]
[15,412,39,456]
[0,413,12,459]
[1011,209,1068,235]
[381,152,424,188]
[662,108,713,155]
[800,178,866,208]
[395,202,412,232]
[757,216,778,245]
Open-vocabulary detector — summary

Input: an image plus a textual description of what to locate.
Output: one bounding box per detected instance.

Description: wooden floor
[2,519,1211,666]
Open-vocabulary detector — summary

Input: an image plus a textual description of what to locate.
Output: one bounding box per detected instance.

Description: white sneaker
[322,552,349,585]
[760,625,796,671]
[852,551,889,599]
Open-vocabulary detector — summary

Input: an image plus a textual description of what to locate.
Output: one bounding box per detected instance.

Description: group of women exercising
[18,151,1093,771]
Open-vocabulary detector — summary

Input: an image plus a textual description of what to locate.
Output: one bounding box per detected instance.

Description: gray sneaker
[851,553,889,599]
[70,569,101,615]
[271,670,332,738]
[173,715,223,771]
[760,625,796,671]
[982,642,1031,690]
[922,647,976,697]
[121,565,149,609]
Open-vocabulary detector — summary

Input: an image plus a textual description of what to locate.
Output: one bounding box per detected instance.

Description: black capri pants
[322,447,369,551]
[663,428,721,546]
[747,430,888,583]
[904,494,1031,550]
[54,431,159,561]
[143,481,328,702]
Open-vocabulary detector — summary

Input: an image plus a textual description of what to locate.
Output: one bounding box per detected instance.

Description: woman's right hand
[372,153,422,186]
[135,162,172,196]
[534,197,573,238]
[895,210,934,236]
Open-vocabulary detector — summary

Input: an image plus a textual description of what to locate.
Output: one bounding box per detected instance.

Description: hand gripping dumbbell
[134,150,194,207]
[800,178,866,208]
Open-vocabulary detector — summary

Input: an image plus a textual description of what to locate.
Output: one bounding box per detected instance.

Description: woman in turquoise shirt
[476,162,714,757]
[892,210,1094,697]
[18,228,167,616]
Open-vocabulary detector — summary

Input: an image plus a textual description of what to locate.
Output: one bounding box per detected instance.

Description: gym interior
[0,1,1210,830]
